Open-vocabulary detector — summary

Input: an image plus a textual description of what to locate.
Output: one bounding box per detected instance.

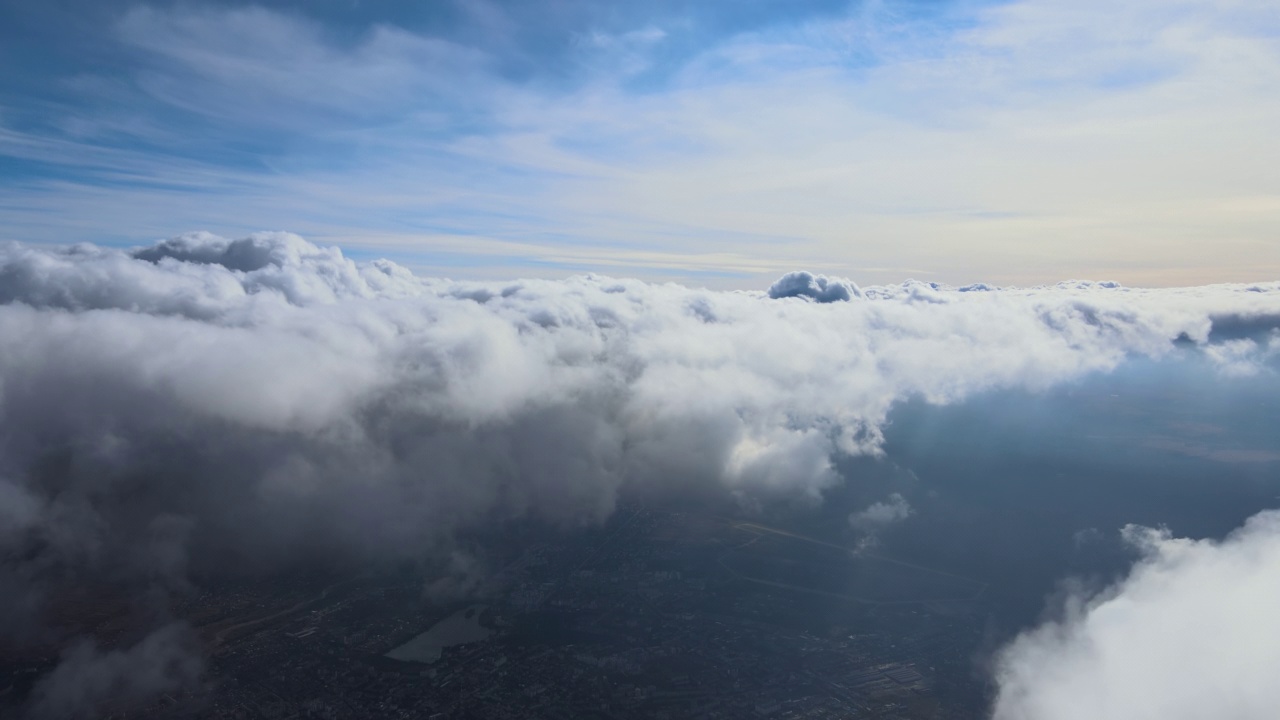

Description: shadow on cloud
[1,232,1278,716]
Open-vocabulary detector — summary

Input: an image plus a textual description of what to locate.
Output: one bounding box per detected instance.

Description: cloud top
[0,232,1277,634]
[767,270,862,302]
[0,231,1277,713]
[992,510,1280,720]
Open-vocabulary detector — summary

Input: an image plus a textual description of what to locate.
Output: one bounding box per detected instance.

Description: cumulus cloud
[849,493,913,530]
[0,233,1275,570]
[767,270,861,302]
[991,510,1280,720]
[1204,335,1280,377]
[1,232,1279,711]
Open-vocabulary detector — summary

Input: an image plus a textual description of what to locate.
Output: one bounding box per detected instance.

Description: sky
[2,0,1279,287]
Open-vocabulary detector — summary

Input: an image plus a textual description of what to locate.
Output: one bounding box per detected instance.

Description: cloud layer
[1,232,1276,575]
[992,510,1280,720]
[0,232,1278,712]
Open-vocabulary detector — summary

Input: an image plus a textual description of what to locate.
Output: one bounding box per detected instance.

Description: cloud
[1203,335,1280,377]
[0,232,1278,710]
[25,623,202,720]
[116,5,491,128]
[5,0,1280,284]
[767,270,861,302]
[991,509,1280,720]
[849,492,913,529]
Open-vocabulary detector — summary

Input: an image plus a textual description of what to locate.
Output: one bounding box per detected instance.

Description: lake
[385,604,494,664]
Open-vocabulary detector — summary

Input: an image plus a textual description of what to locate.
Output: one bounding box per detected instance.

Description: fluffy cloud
[767,271,861,302]
[991,510,1280,720]
[1,233,1276,571]
[849,493,913,530]
[1,232,1279,712]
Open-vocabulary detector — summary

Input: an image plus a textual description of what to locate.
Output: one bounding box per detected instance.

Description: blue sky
[2,0,1278,287]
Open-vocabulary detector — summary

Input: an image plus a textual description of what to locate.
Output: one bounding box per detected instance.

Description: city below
[3,507,992,719]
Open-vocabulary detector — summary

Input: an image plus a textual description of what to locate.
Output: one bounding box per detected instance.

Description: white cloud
[992,509,1280,720]
[850,492,913,529]
[0,232,1274,557]
[1204,334,1280,377]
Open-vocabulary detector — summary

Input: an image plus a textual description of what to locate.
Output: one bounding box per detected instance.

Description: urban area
[4,507,992,719]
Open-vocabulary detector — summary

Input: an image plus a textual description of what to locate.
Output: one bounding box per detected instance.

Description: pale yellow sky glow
[447,0,1280,287]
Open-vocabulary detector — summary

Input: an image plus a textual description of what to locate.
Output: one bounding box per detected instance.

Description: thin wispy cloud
[2,0,1278,284]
